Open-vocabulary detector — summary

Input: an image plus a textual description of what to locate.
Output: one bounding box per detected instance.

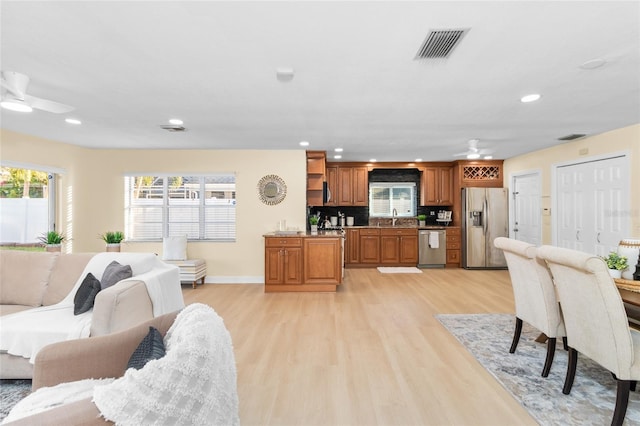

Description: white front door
[512,172,541,245]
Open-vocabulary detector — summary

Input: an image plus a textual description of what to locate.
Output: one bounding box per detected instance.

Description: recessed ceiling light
[299,141,309,147]
[467,153,481,159]
[520,93,541,103]
[484,155,493,160]
[169,118,183,125]
[334,148,343,152]
[65,118,81,125]
[415,158,423,162]
[369,159,377,163]
[1,99,33,113]
[334,155,342,159]
[276,68,294,82]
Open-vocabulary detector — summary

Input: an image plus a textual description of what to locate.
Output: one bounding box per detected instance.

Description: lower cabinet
[346,227,418,267]
[359,228,381,264]
[264,235,342,292]
[446,227,461,268]
[345,228,360,264]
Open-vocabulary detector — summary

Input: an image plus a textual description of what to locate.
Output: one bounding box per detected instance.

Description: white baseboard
[203,275,264,284]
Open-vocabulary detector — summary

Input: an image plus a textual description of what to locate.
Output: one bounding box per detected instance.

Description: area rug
[436,313,640,425]
[376,267,422,274]
[0,380,31,422]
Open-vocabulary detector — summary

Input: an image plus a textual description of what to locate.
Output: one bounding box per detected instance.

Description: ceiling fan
[1,71,74,113]
[453,139,494,159]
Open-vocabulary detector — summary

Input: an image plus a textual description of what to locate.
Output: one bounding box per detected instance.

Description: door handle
[576,230,580,241]
[597,232,601,243]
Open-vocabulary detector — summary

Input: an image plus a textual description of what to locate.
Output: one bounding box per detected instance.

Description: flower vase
[618,239,640,280]
[609,269,622,279]
[46,244,61,253]
[106,243,121,252]
[310,225,318,235]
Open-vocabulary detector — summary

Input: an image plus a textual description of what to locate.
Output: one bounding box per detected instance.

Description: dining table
[615,278,640,326]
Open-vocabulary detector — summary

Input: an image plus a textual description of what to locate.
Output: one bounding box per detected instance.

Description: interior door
[512,172,541,246]
[555,155,629,255]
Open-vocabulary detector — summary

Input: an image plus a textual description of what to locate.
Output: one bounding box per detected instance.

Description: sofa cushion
[162,236,187,261]
[43,253,94,306]
[100,261,133,290]
[74,273,102,315]
[0,251,58,307]
[127,326,166,370]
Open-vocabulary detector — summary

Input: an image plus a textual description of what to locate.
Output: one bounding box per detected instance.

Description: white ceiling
[1,1,639,162]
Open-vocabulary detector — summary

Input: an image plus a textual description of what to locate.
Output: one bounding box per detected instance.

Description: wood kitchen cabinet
[306,151,326,207]
[380,228,418,264]
[264,237,302,285]
[446,227,461,268]
[422,166,453,205]
[304,238,342,285]
[264,234,342,292]
[359,228,380,264]
[336,166,369,206]
[325,165,337,206]
[345,228,360,264]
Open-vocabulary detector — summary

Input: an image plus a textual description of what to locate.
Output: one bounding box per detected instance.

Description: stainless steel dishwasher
[418,229,446,268]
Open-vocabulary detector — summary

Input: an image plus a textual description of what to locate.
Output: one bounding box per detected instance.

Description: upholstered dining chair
[537,245,640,426]
[494,237,567,377]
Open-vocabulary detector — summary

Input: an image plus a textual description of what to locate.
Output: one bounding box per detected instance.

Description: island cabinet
[421,165,453,206]
[380,228,418,265]
[264,237,302,285]
[264,234,342,292]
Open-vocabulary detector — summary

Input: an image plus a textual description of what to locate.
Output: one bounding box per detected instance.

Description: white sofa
[0,251,184,379]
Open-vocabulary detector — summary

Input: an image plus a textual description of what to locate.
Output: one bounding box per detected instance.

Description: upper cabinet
[306,151,326,206]
[456,160,503,188]
[421,165,453,205]
[327,163,369,206]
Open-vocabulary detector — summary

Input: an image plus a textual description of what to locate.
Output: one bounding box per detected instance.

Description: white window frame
[368,182,417,217]
[124,174,236,242]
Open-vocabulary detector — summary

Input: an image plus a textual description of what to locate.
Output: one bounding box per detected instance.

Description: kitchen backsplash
[309,205,451,227]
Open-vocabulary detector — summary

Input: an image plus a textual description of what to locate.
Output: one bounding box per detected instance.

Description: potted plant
[100,231,124,252]
[309,216,319,234]
[603,252,628,279]
[417,214,427,227]
[38,230,65,252]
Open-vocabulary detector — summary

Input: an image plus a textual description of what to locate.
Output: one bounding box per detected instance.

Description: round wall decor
[257,174,287,205]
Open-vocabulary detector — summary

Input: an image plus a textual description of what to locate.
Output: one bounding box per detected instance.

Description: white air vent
[558,133,586,141]
[160,125,187,132]
[415,28,469,59]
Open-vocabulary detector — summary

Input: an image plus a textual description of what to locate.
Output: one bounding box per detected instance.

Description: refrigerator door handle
[483,198,488,236]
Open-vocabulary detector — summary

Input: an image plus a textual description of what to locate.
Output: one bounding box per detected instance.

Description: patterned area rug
[0,380,31,422]
[437,313,640,425]
[376,267,422,274]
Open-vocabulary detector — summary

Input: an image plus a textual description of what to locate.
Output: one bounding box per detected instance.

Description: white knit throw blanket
[93,303,240,426]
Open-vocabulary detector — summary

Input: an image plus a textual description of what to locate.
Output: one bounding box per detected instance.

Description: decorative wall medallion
[257,174,287,205]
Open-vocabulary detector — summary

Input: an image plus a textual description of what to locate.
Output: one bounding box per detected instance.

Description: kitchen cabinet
[325,166,337,206]
[456,160,504,188]
[336,166,369,206]
[380,228,418,264]
[446,227,461,268]
[422,166,453,205]
[345,228,360,264]
[264,234,342,292]
[264,237,302,285]
[304,238,342,284]
[359,228,380,264]
[306,151,326,207]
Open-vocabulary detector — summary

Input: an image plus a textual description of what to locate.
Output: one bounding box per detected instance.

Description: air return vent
[160,125,187,132]
[557,133,586,141]
[415,28,470,59]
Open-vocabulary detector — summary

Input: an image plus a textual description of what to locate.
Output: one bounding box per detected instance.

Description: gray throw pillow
[127,327,166,370]
[74,273,101,315]
[101,260,133,290]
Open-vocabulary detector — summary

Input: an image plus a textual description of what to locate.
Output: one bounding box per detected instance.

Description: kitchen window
[369,182,416,217]
[124,174,236,241]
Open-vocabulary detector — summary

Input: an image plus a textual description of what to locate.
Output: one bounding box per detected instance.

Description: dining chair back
[537,245,639,426]
[494,237,566,377]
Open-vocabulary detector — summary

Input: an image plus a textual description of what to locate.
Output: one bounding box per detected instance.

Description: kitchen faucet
[392,208,398,226]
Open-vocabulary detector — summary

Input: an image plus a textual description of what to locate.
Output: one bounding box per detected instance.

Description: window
[124,174,236,241]
[369,182,416,217]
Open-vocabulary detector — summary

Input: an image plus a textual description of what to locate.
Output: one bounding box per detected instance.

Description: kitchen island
[264,231,343,292]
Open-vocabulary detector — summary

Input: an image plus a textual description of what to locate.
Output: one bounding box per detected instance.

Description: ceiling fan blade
[1,71,29,99]
[25,95,75,113]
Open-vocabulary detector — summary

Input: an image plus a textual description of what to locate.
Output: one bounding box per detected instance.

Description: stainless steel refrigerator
[461,187,508,269]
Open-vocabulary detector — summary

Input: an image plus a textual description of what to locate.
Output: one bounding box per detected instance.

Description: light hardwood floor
[183,268,537,426]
